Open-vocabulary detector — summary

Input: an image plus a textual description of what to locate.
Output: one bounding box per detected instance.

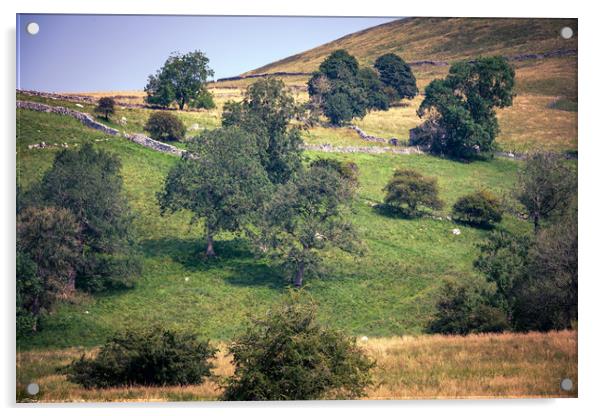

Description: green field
[17,108,531,350]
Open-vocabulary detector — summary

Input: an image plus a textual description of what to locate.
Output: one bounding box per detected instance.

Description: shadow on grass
[139,236,285,290]
[372,203,425,220]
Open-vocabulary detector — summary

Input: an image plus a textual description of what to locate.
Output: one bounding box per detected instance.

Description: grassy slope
[17,331,577,402]
[17,108,529,349]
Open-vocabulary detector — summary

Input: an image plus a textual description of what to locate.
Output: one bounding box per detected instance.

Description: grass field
[17,330,577,402]
[16,107,532,350]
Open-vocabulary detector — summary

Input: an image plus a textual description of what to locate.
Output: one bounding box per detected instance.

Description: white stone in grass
[84,310,89,314]
[360,336,369,342]
[452,228,461,235]
[185,277,190,282]
[75,103,84,108]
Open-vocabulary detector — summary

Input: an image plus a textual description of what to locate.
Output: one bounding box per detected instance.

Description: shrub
[383,169,443,217]
[427,280,509,335]
[190,88,216,109]
[144,111,186,142]
[63,326,216,388]
[309,157,359,188]
[94,97,115,120]
[453,190,503,228]
[222,294,375,400]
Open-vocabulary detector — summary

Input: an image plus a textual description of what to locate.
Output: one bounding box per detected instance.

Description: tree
[17,207,81,332]
[158,127,271,257]
[427,280,509,335]
[259,163,358,287]
[63,326,216,388]
[223,78,302,184]
[452,190,503,228]
[415,56,515,160]
[222,294,375,400]
[94,97,115,120]
[39,143,139,291]
[374,53,418,102]
[144,51,215,110]
[144,111,186,142]
[382,169,443,217]
[513,216,577,331]
[308,50,388,126]
[516,152,577,231]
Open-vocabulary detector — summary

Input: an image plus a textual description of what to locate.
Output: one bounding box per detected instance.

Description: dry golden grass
[17,330,576,402]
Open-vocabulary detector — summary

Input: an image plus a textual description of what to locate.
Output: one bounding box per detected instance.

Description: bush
[383,169,443,217]
[144,111,186,142]
[63,326,216,388]
[190,88,216,109]
[95,97,115,120]
[452,190,503,228]
[427,280,509,335]
[309,157,359,188]
[222,294,375,400]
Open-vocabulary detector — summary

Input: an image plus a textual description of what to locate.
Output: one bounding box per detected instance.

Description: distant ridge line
[219,48,577,83]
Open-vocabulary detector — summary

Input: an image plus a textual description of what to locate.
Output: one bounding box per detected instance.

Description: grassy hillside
[17,330,577,401]
[17,108,531,350]
[245,17,577,74]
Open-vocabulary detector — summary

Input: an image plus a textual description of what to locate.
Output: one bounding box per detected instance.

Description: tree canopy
[145,50,215,110]
[415,56,515,160]
[223,78,303,184]
[158,127,272,257]
[374,53,418,101]
[383,168,443,217]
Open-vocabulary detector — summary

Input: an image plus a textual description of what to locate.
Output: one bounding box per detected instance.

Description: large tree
[414,56,515,159]
[222,78,302,184]
[382,169,443,217]
[308,50,388,125]
[259,162,358,287]
[516,152,577,231]
[145,50,215,110]
[374,53,418,102]
[39,143,139,291]
[158,127,271,257]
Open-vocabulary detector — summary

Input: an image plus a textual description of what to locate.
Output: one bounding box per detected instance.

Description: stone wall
[17,100,184,157]
[302,143,423,155]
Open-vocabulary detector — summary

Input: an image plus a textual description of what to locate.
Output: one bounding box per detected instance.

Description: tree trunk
[533,212,540,233]
[206,232,216,257]
[294,262,305,288]
[179,99,185,110]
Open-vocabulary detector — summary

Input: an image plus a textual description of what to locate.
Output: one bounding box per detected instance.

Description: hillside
[244,17,577,75]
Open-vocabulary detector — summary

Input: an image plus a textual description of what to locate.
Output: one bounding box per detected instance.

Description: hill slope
[244,17,577,75]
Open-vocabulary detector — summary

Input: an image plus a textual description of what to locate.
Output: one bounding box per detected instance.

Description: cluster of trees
[145,50,216,110]
[412,56,515,160]
[17,144,140,335]
[159,78,358,287]
[428,152,577,334]
[308,50,417,125]
[63,294,375,400]
[382,169,504,229]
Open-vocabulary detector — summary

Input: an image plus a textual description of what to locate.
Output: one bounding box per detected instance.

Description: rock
[360,336,369,342]
[452,228,461,235]
[75,103,84,108]
[185,277,190,282]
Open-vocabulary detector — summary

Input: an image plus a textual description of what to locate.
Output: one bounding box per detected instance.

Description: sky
[17,14,399,92]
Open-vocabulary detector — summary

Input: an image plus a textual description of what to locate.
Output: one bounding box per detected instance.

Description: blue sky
[17,14,398,92]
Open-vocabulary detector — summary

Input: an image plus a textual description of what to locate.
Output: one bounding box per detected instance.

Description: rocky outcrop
[348,125,406,147]
[17,100,184,157]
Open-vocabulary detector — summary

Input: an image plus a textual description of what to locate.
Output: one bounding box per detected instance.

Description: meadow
[17,330,577,401]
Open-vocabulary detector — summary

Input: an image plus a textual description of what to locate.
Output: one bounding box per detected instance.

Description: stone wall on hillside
[17,100,184,157]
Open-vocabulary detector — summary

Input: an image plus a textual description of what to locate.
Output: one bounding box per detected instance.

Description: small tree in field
[145,50,214,110]
[516,152,577,231]
[453,190,503,228]
[383,169,443,217]
[222,293,375,400]
[157,127,271,257]
[144,112,186,142]
[95,97,115,120]
[259,163,359,287]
